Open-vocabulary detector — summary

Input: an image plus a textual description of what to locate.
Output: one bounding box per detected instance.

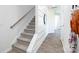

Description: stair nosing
[24,30,35,34]
[24,29,35,31]
[21,32,34,36]
[26,28,35,30]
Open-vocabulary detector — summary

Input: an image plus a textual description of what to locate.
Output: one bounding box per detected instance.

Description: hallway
[37,33,64,53]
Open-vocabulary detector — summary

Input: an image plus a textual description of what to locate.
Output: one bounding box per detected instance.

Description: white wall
[35,5,48,51]
[60,5,72,52]
[47,8,56,33]
[36,5,47,33]
[0,5,35,52]
[47,6,61,33]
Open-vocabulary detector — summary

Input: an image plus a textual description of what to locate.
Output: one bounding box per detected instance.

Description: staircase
[8,17,35,53]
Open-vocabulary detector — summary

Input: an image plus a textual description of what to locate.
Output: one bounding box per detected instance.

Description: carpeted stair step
[27,25,35,29]
[29,22,35,25]
[12,42,29,53]
[24,28,35,34]
[31,18,35,22]
[25,28,35,31]
[31,19,35,22]
[17,36,31,43]
[17,38,31,46]
[21,32,33,39]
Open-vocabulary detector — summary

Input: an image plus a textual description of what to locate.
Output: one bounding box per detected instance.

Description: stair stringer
[27,29,48,53]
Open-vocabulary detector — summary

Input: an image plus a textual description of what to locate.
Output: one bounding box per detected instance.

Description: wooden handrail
[10,7,35,28]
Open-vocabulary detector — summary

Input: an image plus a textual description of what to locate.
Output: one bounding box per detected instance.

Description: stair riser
[27,26,35,29]
[29,24,35,26]
[12,46,26,53]
[21,34,33,39]
[31,20,35,22]
[29,22,35,25]
[17,38,31,42]
[27,27,35,29]
[31,17,35,21]
[24,29,35,34]
[29,24,35,27]
[17,39,30,45]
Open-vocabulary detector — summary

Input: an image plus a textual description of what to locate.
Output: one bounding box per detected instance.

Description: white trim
[27,30,48,53]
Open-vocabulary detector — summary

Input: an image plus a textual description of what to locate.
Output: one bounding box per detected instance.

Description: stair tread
[13,42,29,52]
[29,24,35,26]
[30,20,35,22]
[27,26,35,29]
[29,22,35,25]
[31,20,35,22]
[28,23,35,25]
[18,36,31,42]
[21,33,33,39]
[24,28,35,31]
[31,18,35,22]
[22,32,34,36]
[26,28,35,31]
[24,30,35,35]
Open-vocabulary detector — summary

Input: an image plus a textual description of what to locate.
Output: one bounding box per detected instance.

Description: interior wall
[0,5,35,52]
[46,5,79,53]
[36,5,47,33]
[47,6,61,33]
[30,5,48,52]
[47,8,56,33]
[60,5,72,52]
[36,5,72,53]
